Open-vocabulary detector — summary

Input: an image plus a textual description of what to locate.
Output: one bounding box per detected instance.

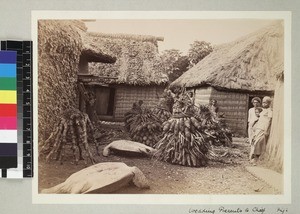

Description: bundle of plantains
[154,115,212,167]
[152,107,172,122]
[124,101,163,147]
[154,94,232,167]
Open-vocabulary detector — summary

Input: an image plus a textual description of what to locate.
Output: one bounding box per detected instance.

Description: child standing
[249,97,272,165]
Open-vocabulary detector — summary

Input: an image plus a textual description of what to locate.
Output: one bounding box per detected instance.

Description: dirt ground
[38,127,281,195]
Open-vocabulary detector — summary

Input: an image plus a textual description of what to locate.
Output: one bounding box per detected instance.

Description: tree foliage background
[188,41,213,67]
[160,41,213,84]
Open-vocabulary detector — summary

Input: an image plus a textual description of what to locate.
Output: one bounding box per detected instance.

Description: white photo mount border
[31,11,291,204]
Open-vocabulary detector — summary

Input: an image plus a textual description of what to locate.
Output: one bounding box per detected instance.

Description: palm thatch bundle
[38,20,85,144]
[171,22,283,92]
[86,32,168,86]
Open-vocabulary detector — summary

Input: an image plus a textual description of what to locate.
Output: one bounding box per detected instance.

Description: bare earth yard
[38,128,280,195]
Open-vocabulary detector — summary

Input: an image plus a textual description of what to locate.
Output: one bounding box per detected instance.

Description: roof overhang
[81,49,116,63]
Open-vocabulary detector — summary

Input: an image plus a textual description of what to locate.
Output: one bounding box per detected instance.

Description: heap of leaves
[154,91,232,167]
[124,102,163,147]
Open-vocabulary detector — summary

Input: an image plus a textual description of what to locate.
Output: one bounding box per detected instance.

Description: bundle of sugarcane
[154,116,212,167]
[124,102,162,147]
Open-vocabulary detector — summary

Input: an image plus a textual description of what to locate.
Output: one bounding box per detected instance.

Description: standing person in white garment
[248,97,261,144]
[249,96,273,165]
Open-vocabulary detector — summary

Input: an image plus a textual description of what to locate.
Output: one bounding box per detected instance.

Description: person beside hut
[248,97,262,143]
[86,90,98,122]
[208,99,219,116]
[162,88,175,113]
[182,91,194,115]
[249,96,273,165]
[253,107,263,127]
[249,107,263,142]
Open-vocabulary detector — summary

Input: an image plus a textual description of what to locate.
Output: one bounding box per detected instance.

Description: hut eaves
[82,34,117,63]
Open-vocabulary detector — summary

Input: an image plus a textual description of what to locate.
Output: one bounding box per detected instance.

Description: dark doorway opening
[95,87,115,116]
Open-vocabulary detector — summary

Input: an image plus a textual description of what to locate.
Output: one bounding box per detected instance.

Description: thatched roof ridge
[88,32,164,45]
[171,22,284,91]
[86,32,168,86]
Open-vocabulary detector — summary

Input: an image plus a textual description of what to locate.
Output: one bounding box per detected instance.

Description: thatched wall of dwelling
[38,20,85,143]
[262,64,284,173]
[193,86,273,136]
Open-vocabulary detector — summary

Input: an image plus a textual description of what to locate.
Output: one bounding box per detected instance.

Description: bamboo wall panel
[194,86,248,136]
[114,85,164,121]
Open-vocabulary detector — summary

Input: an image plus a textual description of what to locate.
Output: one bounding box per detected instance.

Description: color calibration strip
[0,51,18,173]
[1,41,33,178]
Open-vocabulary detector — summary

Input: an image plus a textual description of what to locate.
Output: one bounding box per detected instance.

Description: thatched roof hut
[79,32,167,121]
[38,20,86,143]
[86,32,167,85]
[171,22,283,92]
[171,22,284,136]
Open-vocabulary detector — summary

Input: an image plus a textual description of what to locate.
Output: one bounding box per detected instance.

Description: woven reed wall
[194,86,248,136]
[114,85,164,121]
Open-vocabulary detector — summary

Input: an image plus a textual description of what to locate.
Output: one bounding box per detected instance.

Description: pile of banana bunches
[152,107,172,122]
[124,108,163,148]
[155,115,213,167]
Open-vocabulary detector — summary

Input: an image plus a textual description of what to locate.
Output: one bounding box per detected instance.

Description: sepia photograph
[32,11,290,204]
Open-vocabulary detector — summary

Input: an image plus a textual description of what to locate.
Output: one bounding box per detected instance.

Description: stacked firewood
[124,101,162,147]
[39,108,98,164]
